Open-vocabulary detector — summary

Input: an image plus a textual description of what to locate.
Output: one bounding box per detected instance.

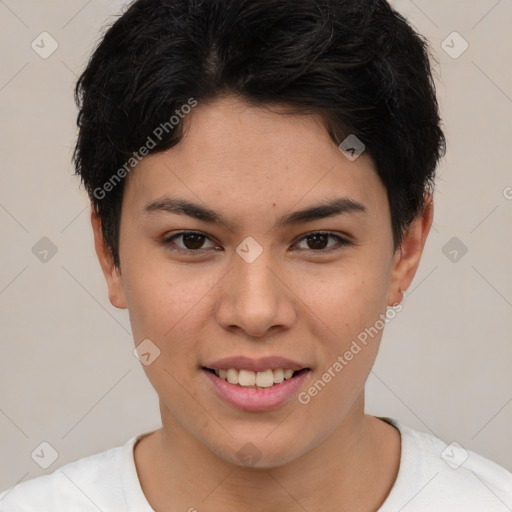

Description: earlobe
[90,206,127,310]
[388,197,434,307]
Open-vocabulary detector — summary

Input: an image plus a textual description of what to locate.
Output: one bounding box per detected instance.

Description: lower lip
[202,368,310,412]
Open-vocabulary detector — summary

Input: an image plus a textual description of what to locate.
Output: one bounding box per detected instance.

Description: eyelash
[162,231,353,256]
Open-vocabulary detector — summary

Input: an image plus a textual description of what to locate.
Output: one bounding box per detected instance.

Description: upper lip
[203,356,309,373]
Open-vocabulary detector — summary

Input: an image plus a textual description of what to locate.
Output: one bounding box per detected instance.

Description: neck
[134,398,400,512]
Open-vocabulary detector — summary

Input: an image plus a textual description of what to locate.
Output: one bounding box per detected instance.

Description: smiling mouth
[202,367,310,389]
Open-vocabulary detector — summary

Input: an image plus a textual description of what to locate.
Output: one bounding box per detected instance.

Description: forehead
[122,96,388,225]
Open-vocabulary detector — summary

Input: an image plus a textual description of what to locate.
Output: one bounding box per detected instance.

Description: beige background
[0,0,511,491]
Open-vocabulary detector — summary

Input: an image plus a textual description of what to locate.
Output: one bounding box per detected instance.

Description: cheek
[122,264,209,409]
[295,257,391,392]
[295,272,388,433]
[124,271,192,342]
[121,252,220,366]
[298,256,391,338]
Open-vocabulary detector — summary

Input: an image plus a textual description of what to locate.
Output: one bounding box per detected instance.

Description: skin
[92,95,433,511]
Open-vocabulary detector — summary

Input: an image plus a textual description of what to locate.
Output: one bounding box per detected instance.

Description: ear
[91,206,127,309]
[388,196,434,306]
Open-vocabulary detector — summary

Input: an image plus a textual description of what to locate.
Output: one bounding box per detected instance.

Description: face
[93,95,431,468]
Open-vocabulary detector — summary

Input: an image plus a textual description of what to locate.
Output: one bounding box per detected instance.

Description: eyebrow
[144,196,367,229]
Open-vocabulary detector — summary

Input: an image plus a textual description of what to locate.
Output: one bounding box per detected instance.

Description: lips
[203,355,309,373]
[202,367,311,411]
[201,355,311,411]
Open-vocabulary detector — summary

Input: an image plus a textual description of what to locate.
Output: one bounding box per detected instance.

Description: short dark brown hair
[73,0,446,267]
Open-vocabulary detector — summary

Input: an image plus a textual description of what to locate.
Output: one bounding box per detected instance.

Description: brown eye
[162,230,352,256]
[180,233,207,250]
[163,231,217,253]
[293,232,352,253]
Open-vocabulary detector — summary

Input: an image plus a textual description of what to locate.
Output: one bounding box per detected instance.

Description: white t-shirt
[1,417,511,511]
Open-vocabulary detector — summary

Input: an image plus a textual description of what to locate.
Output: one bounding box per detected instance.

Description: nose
[214,243,298,339]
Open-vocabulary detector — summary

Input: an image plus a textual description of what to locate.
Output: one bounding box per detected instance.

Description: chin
[209,433,312,470]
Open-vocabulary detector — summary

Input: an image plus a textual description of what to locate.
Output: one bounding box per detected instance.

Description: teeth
[213,368,298,388]
[273,368,284,383]
[255,369,274,388]
[239,369,256,386]
[226,368,238,384]
[283,369,294,379]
